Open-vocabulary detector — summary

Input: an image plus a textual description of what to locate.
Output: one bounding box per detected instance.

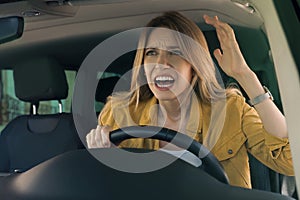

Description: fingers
[203,14,218,26]
[213,49,223,63]
[203,14,236,45]
[95,125,103,147]
[86,128,96,148]
[86,125,112,148]
[203,15,232,33]
[101,126,112,148]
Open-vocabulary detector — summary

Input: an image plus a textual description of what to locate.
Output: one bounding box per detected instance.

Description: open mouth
[154,75,175,89]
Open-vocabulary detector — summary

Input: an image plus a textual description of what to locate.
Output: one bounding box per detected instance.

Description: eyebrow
[145,46,180,50]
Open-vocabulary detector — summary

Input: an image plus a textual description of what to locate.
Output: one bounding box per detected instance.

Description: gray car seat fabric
[0,57,83,173]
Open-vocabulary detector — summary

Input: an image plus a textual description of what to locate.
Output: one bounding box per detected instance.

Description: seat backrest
[0,57,83,173]
[95,72,131,116]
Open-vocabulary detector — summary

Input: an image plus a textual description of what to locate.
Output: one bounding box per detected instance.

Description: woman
[86,11,294,188]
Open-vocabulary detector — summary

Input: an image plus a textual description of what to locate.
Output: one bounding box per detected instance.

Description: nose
[155,50,169,67]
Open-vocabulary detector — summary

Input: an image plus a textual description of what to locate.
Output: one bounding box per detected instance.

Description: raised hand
[203,14,251,80]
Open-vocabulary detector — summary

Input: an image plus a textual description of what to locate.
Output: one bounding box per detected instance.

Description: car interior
[0,57,83,173]
[0,0,299,199]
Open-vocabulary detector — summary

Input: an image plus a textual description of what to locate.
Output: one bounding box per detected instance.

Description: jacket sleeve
[240,97,294,176]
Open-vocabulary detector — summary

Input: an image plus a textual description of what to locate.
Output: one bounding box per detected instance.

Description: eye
[169,49,183,56]
[145,49,158,56]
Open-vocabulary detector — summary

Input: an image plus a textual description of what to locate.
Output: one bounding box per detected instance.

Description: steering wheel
[109,125,229,184]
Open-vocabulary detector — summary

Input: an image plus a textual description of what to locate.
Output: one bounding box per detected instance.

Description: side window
[0,70,76,132]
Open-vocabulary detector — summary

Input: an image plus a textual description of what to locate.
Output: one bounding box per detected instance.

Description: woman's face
[143,28,193,101]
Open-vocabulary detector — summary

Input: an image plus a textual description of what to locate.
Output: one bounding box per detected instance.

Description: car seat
[0,57,84,173]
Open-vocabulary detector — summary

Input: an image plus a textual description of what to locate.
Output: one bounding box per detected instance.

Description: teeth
[156,83,173,88]
[154,76,175,88]
[155,76,174,81]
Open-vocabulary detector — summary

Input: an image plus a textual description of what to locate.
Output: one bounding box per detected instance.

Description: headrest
[13,57,68,103]
[96,75,131,103]
[96,76,121,102]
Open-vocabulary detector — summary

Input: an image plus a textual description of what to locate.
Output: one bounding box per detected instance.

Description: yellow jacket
[99,94,294,188]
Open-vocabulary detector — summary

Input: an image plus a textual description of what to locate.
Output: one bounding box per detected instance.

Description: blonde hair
[102,11,239,114]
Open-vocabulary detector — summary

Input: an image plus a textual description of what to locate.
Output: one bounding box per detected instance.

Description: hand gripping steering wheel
[109,125,229,184]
